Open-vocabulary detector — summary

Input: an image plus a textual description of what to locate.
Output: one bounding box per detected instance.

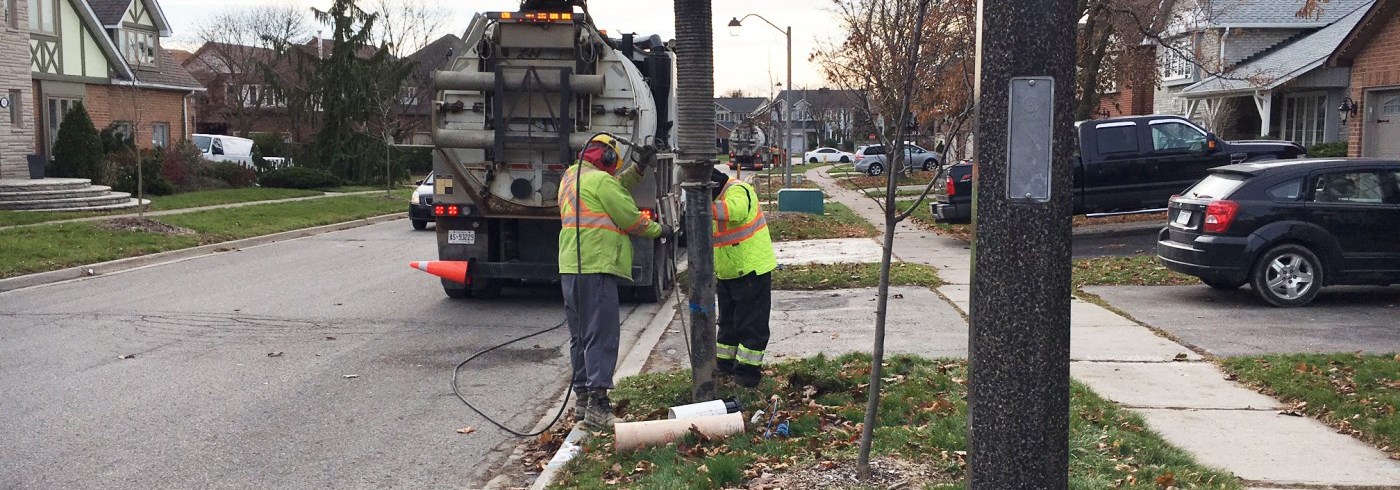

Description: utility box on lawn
[777,189,823,215]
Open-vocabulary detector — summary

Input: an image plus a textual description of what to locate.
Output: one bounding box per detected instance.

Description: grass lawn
[898,199,973,242]
[835,171,936,190]
[0,187,327,228]
[551,354,1239,489]
[1221,353,1400,458]
[772,262,941,290]
[0,191,407,279]
[766,203,876,242]
[1073,255,1195,289]
[752,176,820,201]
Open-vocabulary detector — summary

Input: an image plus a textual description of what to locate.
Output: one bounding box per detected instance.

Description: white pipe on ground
[613,412,745,452]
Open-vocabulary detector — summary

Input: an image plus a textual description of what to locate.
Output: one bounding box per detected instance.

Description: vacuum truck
[423,0,680,301]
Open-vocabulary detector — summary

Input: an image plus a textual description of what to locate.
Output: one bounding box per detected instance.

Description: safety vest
[711,179,777,280]
[558,163,660,279]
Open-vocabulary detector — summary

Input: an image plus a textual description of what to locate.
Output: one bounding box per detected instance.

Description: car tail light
[639,208,656,221]
[945,175,956,196]
[1203,200,1239,233]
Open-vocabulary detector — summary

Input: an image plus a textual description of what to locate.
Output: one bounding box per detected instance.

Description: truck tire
[412,219,428,230]
[633,242,673,303]
[444,287,471,299]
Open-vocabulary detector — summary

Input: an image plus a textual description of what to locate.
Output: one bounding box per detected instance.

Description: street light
[729,14,794,188]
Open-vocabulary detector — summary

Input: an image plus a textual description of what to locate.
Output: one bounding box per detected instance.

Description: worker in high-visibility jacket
[559,133,672,428]
[709,168,777,388]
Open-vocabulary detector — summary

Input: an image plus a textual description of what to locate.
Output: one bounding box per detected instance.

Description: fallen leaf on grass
[1154,471,1176,488]
[456,426,476,434]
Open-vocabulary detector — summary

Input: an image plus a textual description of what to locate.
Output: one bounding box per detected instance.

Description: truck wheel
[1250,244,1323,307]
[471,280,501,299]
[412,219,428,230]
[444,287,471,299]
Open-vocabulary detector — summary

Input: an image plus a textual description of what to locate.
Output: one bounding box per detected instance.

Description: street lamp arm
[733,13,787,37]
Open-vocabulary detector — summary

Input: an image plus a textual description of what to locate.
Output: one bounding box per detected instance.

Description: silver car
[854,143,942,176]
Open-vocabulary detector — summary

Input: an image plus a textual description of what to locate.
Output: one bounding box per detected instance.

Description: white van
[193,134,257,167]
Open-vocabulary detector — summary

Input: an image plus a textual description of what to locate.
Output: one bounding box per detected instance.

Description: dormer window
[120,29,158,66]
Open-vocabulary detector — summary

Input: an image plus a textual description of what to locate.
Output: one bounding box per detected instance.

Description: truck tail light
[639,208,656,221]
[435,205,461,217]
[946,175,956,196]
[1203,200,1239,233]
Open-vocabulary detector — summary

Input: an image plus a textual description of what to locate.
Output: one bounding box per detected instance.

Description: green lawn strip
[0,191,408,279]
[772,262,941,290]
[147,188,324,211]
[0,222,203,278]
[320,185,385,193]
[1221,353,1400,458]
[765,202,876,242]
[1073,254,1195,288]
[552,354,1239,489]
[158,191,408,241]
[0,210,117,227]
[753,178,820,201]
[836,172,936,190]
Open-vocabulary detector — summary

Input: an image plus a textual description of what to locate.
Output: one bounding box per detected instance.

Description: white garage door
[1365,89,1400,158]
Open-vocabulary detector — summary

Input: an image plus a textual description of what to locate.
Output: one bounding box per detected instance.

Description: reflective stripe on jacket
[711,178,777,280]
[558,163,661,279]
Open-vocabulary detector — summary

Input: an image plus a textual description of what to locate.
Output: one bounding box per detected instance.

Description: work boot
[582,390,622,429]
[572,387,591,414]
[734,365,763,389]
[716,358,737,378]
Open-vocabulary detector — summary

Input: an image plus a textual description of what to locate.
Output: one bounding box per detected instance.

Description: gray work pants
[561,273,620,390]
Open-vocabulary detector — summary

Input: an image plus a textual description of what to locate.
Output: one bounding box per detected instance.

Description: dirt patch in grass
[98,218,196,235]
[1073,254,1195,288]
[1221,353,1400,458]
[1074,212,1168,227]
[755,456,950,489]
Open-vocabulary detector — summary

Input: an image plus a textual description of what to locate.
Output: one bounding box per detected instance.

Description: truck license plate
[1174,210,1192,226]
[448,230,476,245]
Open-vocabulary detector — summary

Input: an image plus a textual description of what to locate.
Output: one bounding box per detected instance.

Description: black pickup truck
[932,115,1306,223]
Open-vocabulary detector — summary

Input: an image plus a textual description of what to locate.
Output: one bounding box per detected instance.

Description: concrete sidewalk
[804,166,1400,488]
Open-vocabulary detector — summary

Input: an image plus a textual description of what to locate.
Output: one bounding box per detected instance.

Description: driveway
[1085,285,1400,357]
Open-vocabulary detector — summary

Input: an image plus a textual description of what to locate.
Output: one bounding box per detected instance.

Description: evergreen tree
[51,103,105,183]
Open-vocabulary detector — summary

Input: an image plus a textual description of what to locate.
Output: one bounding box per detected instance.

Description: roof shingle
[1207,0,1371,25]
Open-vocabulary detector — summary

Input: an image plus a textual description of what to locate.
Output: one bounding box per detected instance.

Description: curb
[1071,222,1164,239]
[0,213,405,294]
[524,294,680,490]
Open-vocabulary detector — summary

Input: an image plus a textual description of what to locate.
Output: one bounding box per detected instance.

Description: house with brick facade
[1328,0,1400,158]
[2,0,37,179]
[1149,0,1372,148]
[29,0,203,160]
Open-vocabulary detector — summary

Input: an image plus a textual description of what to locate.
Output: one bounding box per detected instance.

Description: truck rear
[425,2,680,301]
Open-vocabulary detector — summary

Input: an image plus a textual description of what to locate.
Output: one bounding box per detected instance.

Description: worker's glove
[658,224,675,240]
[633,145,658,171]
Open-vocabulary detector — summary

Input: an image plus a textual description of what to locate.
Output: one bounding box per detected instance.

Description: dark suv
[1157,159,1400,307]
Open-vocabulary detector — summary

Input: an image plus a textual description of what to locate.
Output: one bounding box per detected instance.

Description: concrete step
[0,192,135,211]
[0,178,93,193]
[0,185,113,202]
[48,198,149,212]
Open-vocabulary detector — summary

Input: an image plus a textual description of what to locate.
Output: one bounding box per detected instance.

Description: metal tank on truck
[421,0,680,301]
[727,118,768,171]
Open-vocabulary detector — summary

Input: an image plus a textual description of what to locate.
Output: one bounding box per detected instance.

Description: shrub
[110,148,176,196]
[51,103,105,183]
[259,167,342,189]
[201,161,258,188]
[393,145,433,174]
[161,140,206,191]
[1308,141,1348,158]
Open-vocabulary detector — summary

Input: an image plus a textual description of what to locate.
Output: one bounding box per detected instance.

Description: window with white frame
[120,29,158,66]
[1281,93,1328,147]
[27,0,54,34]
[46,97,82,148]
[1159,44,1192,82]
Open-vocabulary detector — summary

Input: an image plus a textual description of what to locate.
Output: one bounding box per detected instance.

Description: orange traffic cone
[410,261,470,284]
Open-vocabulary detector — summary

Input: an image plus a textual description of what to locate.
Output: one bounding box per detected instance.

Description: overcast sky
[160,0,840,97]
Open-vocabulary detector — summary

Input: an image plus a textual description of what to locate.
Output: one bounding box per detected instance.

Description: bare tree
[190,5,311,136]
[814,0,934,480]
[366,0,452,144]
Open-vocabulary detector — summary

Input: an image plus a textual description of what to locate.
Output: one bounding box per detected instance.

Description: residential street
[0,221,656,489]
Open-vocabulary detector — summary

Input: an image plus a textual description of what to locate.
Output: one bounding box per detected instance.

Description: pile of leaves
[765,203,877,242]
[1222,353,1400,459]
[551,354,1240,489]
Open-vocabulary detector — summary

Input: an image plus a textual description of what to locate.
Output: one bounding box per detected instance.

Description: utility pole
[675,0,718,402]
[967,0,1077,487]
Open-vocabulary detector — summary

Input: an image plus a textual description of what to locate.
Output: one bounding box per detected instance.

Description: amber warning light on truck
[487,11,574,23]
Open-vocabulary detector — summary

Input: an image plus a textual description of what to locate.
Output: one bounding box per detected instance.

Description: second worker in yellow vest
[709,168,777,388]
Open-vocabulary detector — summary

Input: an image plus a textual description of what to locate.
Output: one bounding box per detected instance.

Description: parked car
[1157,158,1400,307]
[931,159,974,223]
[193,134,257,167]
[805,147,855,164]
[409,173,435,230]
[853,143,941,176]
[930,115,1308,224]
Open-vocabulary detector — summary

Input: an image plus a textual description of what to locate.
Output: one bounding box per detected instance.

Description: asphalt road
[1072,229,1161,259]
[1086,285,1400,357]
[0,220,657,489]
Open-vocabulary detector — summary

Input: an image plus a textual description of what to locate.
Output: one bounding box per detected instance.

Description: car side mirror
[1204,133,1220,154]
[415,179,424,185]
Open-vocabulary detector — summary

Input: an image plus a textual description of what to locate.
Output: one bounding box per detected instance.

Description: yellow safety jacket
[711,178,777,281]
[558,163,661,280]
